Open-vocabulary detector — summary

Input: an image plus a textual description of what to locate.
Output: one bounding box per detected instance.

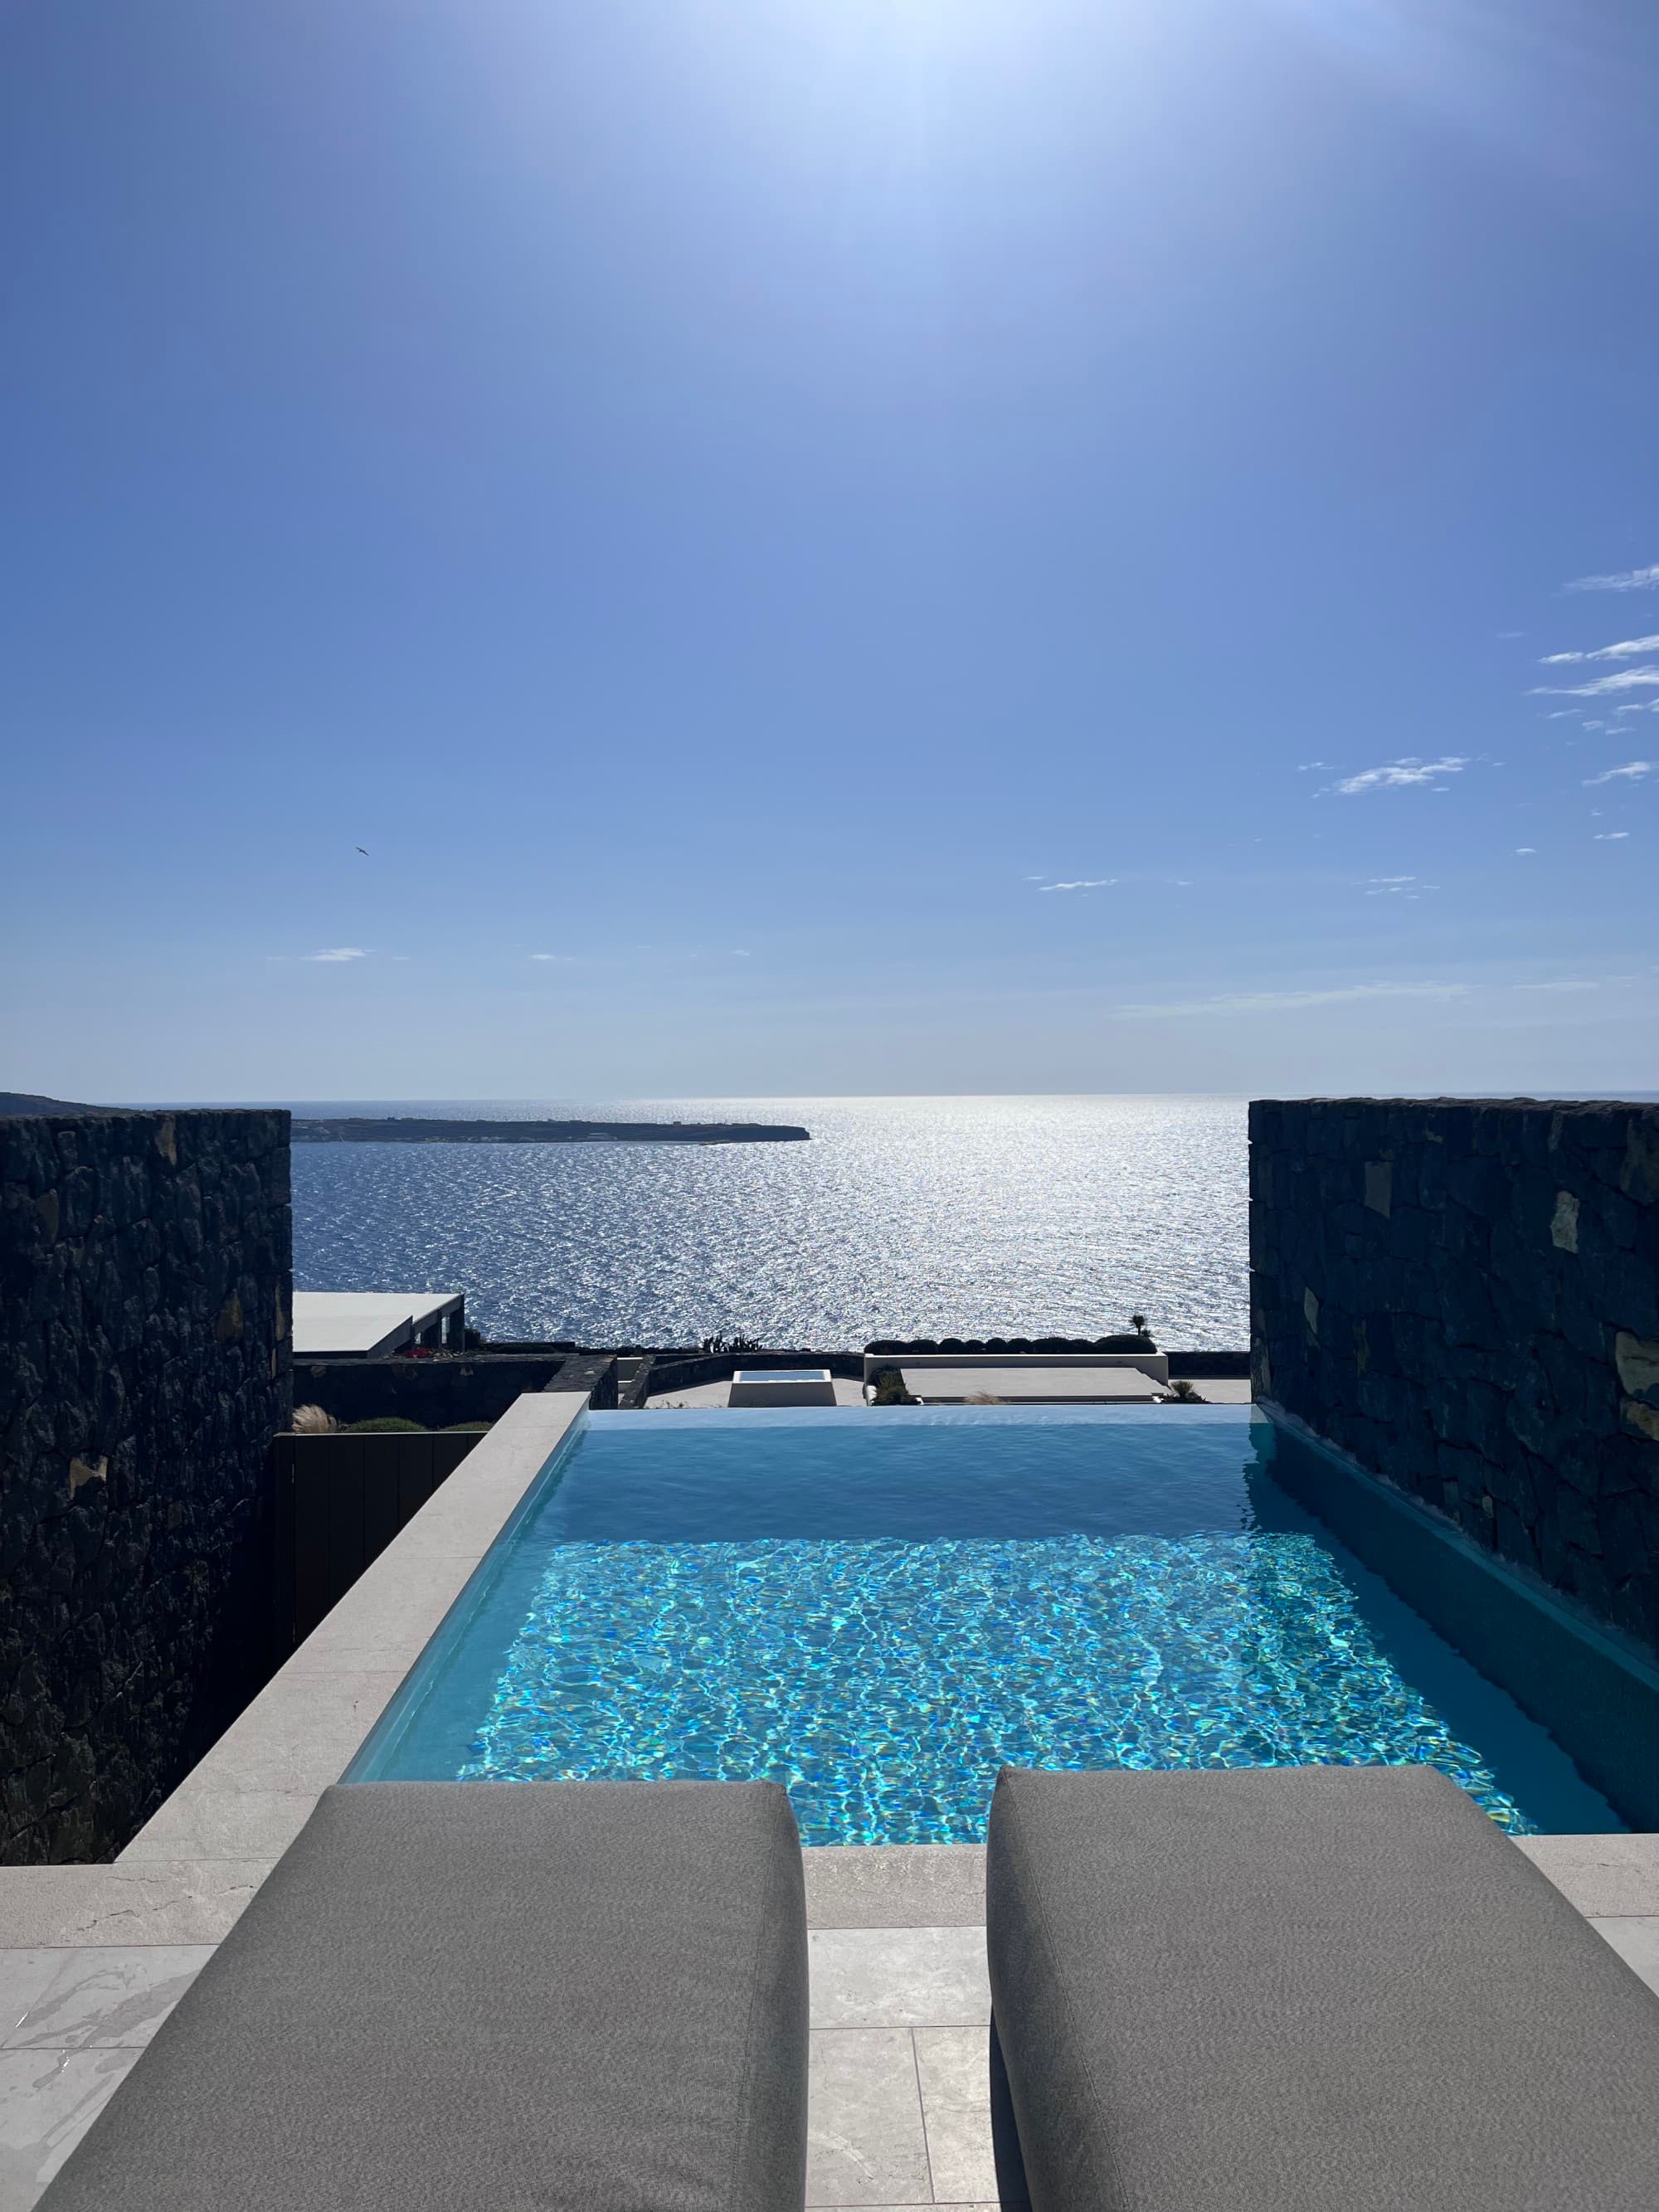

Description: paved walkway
[648,1376,1253,1410]
[2,1837,1652,2211]
[648,1378,869,1408]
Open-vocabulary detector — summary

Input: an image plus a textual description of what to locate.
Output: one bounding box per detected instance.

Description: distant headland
[2,1095,810,1144]
[290,1116,810,1145]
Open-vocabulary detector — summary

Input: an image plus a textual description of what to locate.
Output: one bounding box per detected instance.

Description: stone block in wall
[1249,1096,1659,1659]
[0,1109,291,1861]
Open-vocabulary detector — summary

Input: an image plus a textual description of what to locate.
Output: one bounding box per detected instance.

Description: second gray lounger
[41,1778,808,2211]
[987,1762,1659,2211]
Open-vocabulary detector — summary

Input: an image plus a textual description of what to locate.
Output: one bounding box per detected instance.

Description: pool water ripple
[459,1530,1531,1840]
[361,1408,1627,1839]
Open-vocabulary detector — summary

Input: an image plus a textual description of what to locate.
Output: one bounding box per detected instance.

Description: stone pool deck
[0,1389,1654,2206]
[1,1836,1657,2209]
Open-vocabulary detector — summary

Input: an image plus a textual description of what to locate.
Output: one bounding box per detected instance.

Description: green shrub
[870,1367,917,1406]
[343,1416,428,1433]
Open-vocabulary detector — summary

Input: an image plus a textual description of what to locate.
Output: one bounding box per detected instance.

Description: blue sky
[5,0,1657,1100]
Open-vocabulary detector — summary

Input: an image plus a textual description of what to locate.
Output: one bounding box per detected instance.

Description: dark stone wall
[0,1110,292,1861]
[545,1354,619,1409]
[1251,1098,1659,1655]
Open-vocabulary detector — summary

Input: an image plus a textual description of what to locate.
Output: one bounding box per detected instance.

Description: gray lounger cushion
[986,1763,1659,2212]
[41,1779,808,2211]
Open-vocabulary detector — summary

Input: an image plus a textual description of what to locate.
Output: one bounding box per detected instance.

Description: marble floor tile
[117,1783,319,1865]
[1517,1834,1659,1918]
[913,2025,997,2206]
[0,1878,108,1953]
[165,1669,408,1797]
[810,1927,990,2029]
[0,2049,136,2212]
[808,2027,932,2207]
[47,1862,268,1947]
[0,1965,63,2049]
[1589,1915,1659,1997]
[4,1947,212,2051]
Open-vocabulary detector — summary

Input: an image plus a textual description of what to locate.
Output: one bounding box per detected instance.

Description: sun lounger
[985,1762,1659,2210]
[41,1779,809,2211]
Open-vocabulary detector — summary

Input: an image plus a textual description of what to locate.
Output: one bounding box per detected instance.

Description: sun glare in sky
[2,0,1656,1096]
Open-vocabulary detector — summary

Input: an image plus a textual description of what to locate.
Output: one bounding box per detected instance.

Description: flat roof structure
[900,1364,1164,1403]
[290,1291,464,1359]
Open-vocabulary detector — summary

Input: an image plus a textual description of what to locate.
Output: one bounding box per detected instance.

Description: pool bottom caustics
[351,1407,1637,1842]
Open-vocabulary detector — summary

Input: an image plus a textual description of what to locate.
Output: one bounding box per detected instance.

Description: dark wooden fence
[293,1354,567,1428]
[271,1430,482,1656]
[1166,1349,1250,1378]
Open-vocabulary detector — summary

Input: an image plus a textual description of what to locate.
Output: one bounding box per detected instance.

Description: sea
[289,1095,1248,1351]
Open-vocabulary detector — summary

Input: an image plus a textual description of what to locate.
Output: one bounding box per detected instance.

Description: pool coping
[0,1393,591,1947]
[5,1389,1659,1950]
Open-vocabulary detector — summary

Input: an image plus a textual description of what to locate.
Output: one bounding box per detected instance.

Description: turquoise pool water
[353,1407,1628,1840]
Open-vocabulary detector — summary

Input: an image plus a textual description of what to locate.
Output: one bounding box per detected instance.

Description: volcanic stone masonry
[1251,1097,1659,1655]
[0,1109,292,1860]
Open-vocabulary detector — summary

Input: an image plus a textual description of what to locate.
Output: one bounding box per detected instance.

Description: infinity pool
[352,1407,1630,1840]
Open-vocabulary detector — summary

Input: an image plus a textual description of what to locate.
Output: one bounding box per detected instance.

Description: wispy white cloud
[1296,760,1332,772]
[529,952,579,963]
[1326,756,1467,795]
[1363,876,1438,898]
[731,949,752,958]
[1117,980,1471,1019]
[304,946,367,963]
[1039,878,1117,892]
[1564,564,1659,593]
[1515,980,1602,993]
[1584,761,1653,785]
[1530,667,1659,698]
[1539,633,1659,664]
[1515,846,1537,855]
[1545,709,1581,719]
[1593,830,1631,840]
